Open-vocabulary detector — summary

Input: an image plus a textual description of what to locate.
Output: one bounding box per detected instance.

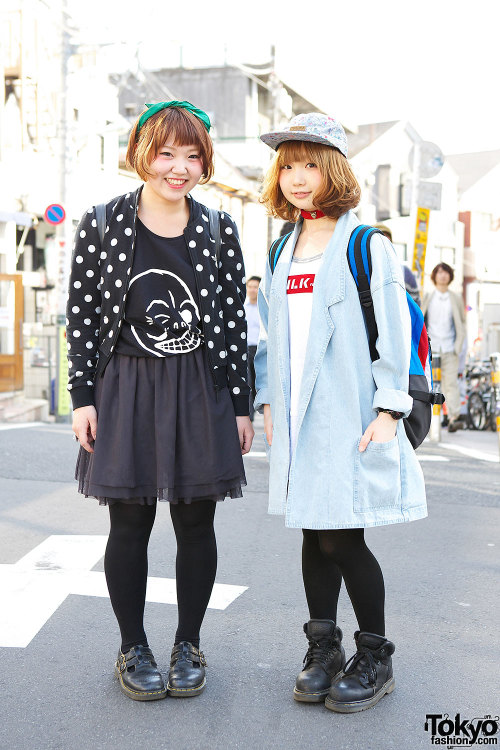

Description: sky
[68,0,500,156]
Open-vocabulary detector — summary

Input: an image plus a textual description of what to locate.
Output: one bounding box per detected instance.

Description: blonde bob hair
[126,106,214,183]
[260,140,361,221]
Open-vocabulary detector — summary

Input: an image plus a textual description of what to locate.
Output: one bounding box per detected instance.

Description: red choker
[300,209,325,220]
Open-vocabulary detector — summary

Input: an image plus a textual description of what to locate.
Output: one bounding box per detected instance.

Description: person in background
[245,276,261,421]
[422,263,466,432]
[373,224,421,306]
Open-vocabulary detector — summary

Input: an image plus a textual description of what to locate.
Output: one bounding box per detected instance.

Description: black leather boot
[325,631,395,713]
[114,645,167,701]
[167,641,207,697]
[293,620,345,703]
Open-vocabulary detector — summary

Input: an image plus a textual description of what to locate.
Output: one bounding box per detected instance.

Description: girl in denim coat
[255,113,427,713]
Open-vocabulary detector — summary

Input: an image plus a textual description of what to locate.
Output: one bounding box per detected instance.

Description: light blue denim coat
[254,210,427,529]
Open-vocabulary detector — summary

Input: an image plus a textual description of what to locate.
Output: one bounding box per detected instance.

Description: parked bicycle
[465,359,499,431]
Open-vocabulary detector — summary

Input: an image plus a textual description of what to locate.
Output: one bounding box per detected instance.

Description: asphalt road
[0,419,498,750]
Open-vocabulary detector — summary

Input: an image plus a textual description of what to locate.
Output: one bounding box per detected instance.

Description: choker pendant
[300,209,326,220]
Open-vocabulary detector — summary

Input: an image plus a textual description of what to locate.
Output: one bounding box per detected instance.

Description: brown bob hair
[430,262,454,285]
[260,140,361,221]
[126,106,214,183]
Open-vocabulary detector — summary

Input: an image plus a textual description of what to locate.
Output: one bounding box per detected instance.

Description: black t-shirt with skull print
[115,219,203,357]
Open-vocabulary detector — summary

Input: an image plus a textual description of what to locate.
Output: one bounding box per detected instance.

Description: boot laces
[343,647,380,685]
[303,638,338,667]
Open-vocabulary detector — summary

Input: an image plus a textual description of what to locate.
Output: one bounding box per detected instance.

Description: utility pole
[55,0,72,422]
[56,0,71,319]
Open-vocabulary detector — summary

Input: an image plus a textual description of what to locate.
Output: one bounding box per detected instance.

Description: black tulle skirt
[75,348,246,505]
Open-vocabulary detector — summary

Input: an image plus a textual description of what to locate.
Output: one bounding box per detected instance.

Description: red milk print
[287,274,316,294]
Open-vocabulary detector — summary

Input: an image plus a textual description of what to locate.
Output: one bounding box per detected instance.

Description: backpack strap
[346,225,383,362]
[269,232,293,274]
[208,207,221,263]
[411,389,445,405]
[95,203,106,246]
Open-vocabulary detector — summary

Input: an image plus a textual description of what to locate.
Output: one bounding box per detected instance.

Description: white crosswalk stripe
[0,536,248,648]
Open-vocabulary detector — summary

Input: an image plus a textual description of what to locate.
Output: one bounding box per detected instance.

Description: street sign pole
[408,140,444,297]
[429,353,442,442]
[409,142,423,290]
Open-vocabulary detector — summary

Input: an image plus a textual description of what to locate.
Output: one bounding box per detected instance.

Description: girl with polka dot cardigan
[66,102,254,702]
[67,187,251,415]
[66,116,251,420]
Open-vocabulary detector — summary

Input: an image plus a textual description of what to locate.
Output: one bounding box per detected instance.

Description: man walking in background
[422,263,466,432]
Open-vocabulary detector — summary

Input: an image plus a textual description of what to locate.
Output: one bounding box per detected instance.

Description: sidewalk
[430,424,499,463]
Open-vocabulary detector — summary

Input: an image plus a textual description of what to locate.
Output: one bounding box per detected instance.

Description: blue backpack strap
[269,232,292,274]
[347,225,382,362]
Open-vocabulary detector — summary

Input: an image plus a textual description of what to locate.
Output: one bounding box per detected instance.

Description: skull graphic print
[128,269,202,356]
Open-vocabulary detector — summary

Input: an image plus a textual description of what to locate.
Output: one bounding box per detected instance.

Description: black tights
[302,528,385,636]
[104,500,217,652]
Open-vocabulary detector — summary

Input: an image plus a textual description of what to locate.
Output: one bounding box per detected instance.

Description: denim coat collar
[271,210,356,422]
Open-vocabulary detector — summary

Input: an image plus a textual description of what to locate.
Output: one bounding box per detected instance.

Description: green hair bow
[137,101,211,133]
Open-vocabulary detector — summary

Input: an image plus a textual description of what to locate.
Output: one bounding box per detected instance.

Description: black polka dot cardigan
[66,186,251,416]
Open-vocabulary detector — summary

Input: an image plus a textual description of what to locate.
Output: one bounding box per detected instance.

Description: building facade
[448,151,500,357]
[348,120,464,297]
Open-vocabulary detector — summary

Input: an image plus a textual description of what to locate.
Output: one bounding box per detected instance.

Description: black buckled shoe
[293,620,345,703]
[325,631,395,713]
[114,645,167,701]
[167,641,207,697]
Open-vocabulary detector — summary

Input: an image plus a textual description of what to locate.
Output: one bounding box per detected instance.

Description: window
[374,164,391,221]
[437,246,455,266]
[392,242,408,263]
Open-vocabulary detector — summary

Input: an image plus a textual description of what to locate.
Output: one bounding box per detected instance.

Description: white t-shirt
[427,290,455,354]
[244,301,260,346]
[287,253,324,452]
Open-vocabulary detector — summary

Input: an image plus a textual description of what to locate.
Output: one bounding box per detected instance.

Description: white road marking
[438,442,499,463]
[246,451,267,458]
[0,536,247,648]
[0,422,44,431]
[417,455,450,462]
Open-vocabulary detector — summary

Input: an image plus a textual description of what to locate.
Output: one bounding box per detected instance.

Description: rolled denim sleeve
[370,235,413,416]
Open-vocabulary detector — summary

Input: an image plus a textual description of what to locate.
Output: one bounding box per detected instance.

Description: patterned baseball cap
[260,113,348,157]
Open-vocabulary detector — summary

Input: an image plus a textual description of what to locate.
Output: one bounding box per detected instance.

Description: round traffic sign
[408,142,444,179]
[44,204,66,225]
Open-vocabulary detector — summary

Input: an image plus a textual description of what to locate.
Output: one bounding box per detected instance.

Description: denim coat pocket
[353,436,401,513]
